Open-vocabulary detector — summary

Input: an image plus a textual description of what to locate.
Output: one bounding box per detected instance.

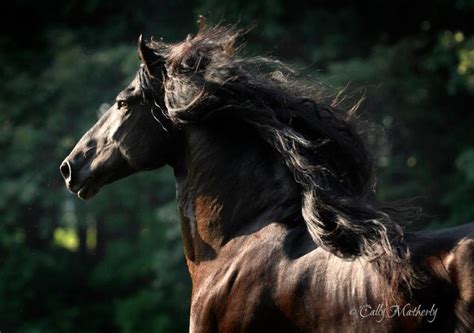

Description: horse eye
[117,100,128,109]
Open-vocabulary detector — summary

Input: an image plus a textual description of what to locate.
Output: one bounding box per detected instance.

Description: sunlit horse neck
[173,117,302,266]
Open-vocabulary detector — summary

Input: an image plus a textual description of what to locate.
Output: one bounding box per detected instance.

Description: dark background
[1,1,473,332]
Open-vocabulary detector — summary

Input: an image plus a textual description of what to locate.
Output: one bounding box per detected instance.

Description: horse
[60,24,473,332]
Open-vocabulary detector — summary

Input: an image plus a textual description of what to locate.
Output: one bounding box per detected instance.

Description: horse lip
[65,163,122,199]
[75,173,114,200]
[77,182,99,200]
[67,175,95,200]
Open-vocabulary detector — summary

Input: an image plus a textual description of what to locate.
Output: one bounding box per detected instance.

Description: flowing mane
[139,23,418,293]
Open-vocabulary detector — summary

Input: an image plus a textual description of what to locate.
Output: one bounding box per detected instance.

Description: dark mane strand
[140,23,421,296]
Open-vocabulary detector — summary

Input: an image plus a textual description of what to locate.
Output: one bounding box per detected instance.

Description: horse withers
[60,24,474,332]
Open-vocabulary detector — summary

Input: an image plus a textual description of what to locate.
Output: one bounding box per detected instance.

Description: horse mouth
[62,158,132,200]
[73,177,101,200]
[77,181,100,200]
[72,172,119,200]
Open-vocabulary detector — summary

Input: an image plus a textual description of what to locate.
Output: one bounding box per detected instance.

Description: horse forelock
[139,23,420,295]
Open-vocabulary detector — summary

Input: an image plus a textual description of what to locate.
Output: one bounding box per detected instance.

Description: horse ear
[137,34,163,77]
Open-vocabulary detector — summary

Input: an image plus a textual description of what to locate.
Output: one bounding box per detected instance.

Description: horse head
[60,37,175,199]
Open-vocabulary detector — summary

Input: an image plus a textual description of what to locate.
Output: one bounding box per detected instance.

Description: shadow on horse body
[60,24,473,332]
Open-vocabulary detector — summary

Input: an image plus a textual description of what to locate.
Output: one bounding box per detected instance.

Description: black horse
[60,24,473,332]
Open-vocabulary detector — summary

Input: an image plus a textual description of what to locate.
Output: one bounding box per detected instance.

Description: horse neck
[173,117,300,266]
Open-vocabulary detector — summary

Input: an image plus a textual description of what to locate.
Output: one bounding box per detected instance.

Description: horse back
[407,222,474,332]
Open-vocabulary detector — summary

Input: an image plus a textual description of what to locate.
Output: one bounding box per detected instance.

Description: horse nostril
[60,161,71,180]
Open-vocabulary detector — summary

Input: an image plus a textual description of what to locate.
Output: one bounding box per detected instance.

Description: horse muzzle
[59,157,101,200]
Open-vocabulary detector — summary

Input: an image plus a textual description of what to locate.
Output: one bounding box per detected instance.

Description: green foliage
[443,148,474,225]
[1,0,473,332]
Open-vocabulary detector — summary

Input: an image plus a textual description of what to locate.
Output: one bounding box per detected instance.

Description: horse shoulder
[189,224,300,332]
